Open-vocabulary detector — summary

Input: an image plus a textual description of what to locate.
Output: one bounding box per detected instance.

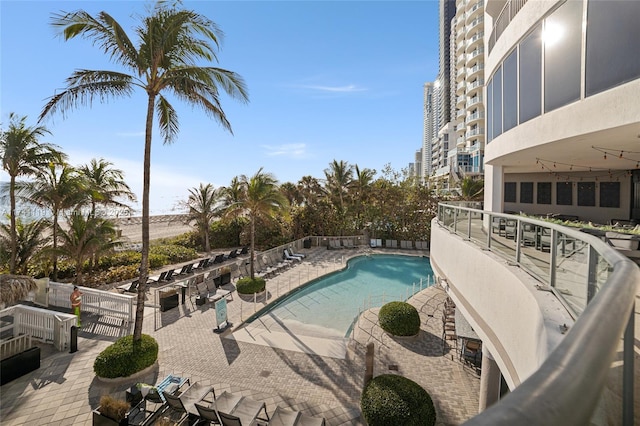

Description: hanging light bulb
[604,152,607,160]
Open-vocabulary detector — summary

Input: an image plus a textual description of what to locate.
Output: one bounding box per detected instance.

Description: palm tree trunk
[250,216,255,279]
[133,94,155,343]
[9,175,17,274]
[204,225,210,253]
[52,208,59,281]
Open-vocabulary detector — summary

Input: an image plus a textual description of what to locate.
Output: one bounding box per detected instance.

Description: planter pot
[95,360,158,385]
[159,293,179,312]
[0,346,40,385]
[385,331,420,341]
[92,409,128,426]
[219,272,231,286]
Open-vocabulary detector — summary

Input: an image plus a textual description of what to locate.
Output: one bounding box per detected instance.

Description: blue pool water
[247,254,434,337]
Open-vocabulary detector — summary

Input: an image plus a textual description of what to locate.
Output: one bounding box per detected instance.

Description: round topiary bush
[361,374,436,426]
[378,301,421,336]
[94,334,158,379]
[236,277,266,295]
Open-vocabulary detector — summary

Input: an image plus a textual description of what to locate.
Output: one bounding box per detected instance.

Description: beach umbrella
[0,274,38,307]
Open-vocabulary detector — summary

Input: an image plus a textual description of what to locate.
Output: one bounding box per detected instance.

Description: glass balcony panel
[554,231,589,315]
[456,209,470,238]
[490,217,517,260]
[469,211,486,245]
[518,222,551,284]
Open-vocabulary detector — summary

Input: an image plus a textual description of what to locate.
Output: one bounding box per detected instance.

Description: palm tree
[185,183,224,252]
[39,3,248,342]
[351,165,376,230]
[0,113,65,273]
[21,162,86,280]
[324,159,354,213]
[53,212,118,284]
[297,175,324,206]
[226,168,288,279]
[0,217,48,274]
[78,158,136,218]
[459,177,484,201]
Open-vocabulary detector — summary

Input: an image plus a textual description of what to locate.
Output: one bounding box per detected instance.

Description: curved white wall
[430,220,571,389]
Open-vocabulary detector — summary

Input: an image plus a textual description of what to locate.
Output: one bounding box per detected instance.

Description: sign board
[215,298,228,329]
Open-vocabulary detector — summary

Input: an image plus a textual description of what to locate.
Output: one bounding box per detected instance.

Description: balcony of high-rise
[465,0,484,22]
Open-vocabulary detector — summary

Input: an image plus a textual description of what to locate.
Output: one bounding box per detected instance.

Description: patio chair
[163,269,176,281]
[214,391,269,426]
[162,382,215,424]
[284,248,303,261]
[288,247,306,258]
[224,249,238,260]
[282,249,301,263]
[195,402,222,425]
[117,279,139,294]
[147,271,168,283]
[213,254,225,264]
[268,406,299,426]
[296,413,326,426]
[206,280,233,302]
[239,246,249,255]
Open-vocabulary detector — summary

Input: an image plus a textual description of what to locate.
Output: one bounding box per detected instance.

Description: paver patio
[0,246,479,425]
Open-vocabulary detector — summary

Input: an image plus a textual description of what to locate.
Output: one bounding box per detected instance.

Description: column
[479,348,502,411]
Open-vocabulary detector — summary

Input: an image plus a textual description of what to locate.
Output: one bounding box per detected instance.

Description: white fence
[0,305,76,351]
[48,282,135,329]
[0,333,32,360]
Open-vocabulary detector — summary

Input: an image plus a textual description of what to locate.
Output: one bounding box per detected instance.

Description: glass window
[544,0,583,113]
[520,182,534,204]
[578,182,596,206]
[600,182,621,208]
[537,182,552,204]
[503,49,518,132]
[519,25,542,123]
[586,1,640,96]
[487,79,493,142]
[504,182,516,203]
[492,66,503,138]
[557,182,572,205]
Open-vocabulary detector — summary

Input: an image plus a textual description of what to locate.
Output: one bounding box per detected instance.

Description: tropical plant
[0,217,48,274]
[185,183,224,252]
[459,177,484,201]
[78,158,135,218]
[21,162,85,280]
[50,212,118,284]
[39,2,248,343]
[225,168,288,278]
[0,113,65,273]
[324,159,354,216]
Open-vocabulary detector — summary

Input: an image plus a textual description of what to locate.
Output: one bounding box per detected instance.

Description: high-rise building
[422,82,435,180]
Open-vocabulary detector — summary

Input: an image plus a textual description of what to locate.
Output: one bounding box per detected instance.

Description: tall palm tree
[78,158,136,218]
[324,159,354,213]
[351,165,376,229]
[0,113,65,273]
[185,183,224,252]
[226,168,288,279]
[297,175,324,206]
[21,162,86,280]
[0,217,49,275]
[52,212,118,284]
[38,3,248,342]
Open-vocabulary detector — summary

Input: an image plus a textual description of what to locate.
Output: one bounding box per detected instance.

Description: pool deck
[0,246,480,425]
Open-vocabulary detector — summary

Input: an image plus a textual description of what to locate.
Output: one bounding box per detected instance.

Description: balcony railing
[436,203,638,425]
[488,0,528,53]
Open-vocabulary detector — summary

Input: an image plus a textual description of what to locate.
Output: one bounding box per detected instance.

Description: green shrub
[361,374,436,426]
[98,251,142,269]
[150,244,197,263]
[98,395,130,421]
[94,334,158,379]
[379,301,421,336]
[236,277,266,294]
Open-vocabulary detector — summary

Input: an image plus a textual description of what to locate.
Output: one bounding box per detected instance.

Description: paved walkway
[0,247,479,425]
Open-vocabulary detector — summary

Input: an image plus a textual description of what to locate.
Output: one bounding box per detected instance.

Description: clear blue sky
[1,0,439,215]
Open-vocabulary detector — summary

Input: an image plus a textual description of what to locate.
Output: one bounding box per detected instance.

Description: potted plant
[159,288,179,311]
[236,277,266,301]
[93,395,130,426]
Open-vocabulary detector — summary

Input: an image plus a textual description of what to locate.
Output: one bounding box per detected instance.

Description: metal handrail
[436,203,638,425]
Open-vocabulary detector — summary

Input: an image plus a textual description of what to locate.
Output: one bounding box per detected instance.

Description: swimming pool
[246,254,434,338]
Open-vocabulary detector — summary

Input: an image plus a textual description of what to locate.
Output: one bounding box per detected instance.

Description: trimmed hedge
[361,374,436,426]
[379,301,421,337]
[236,277,266,295]
[94,334,158,379]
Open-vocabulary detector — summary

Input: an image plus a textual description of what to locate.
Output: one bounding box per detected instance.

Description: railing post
[623,304,635,426]
[587,246,598,304]
[549,229,558,288]
[515,220,522,264]
[467,211,472,239]
[453,208,458,234]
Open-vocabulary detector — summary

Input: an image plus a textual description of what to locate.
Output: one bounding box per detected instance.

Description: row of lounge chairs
[369,239,429,250]
[128,374,325,425]
[327,239,357,249]
[116,247,249,294]
[251,249,306,280]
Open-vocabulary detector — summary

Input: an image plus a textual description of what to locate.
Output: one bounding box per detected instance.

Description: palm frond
[155,95,179,144]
